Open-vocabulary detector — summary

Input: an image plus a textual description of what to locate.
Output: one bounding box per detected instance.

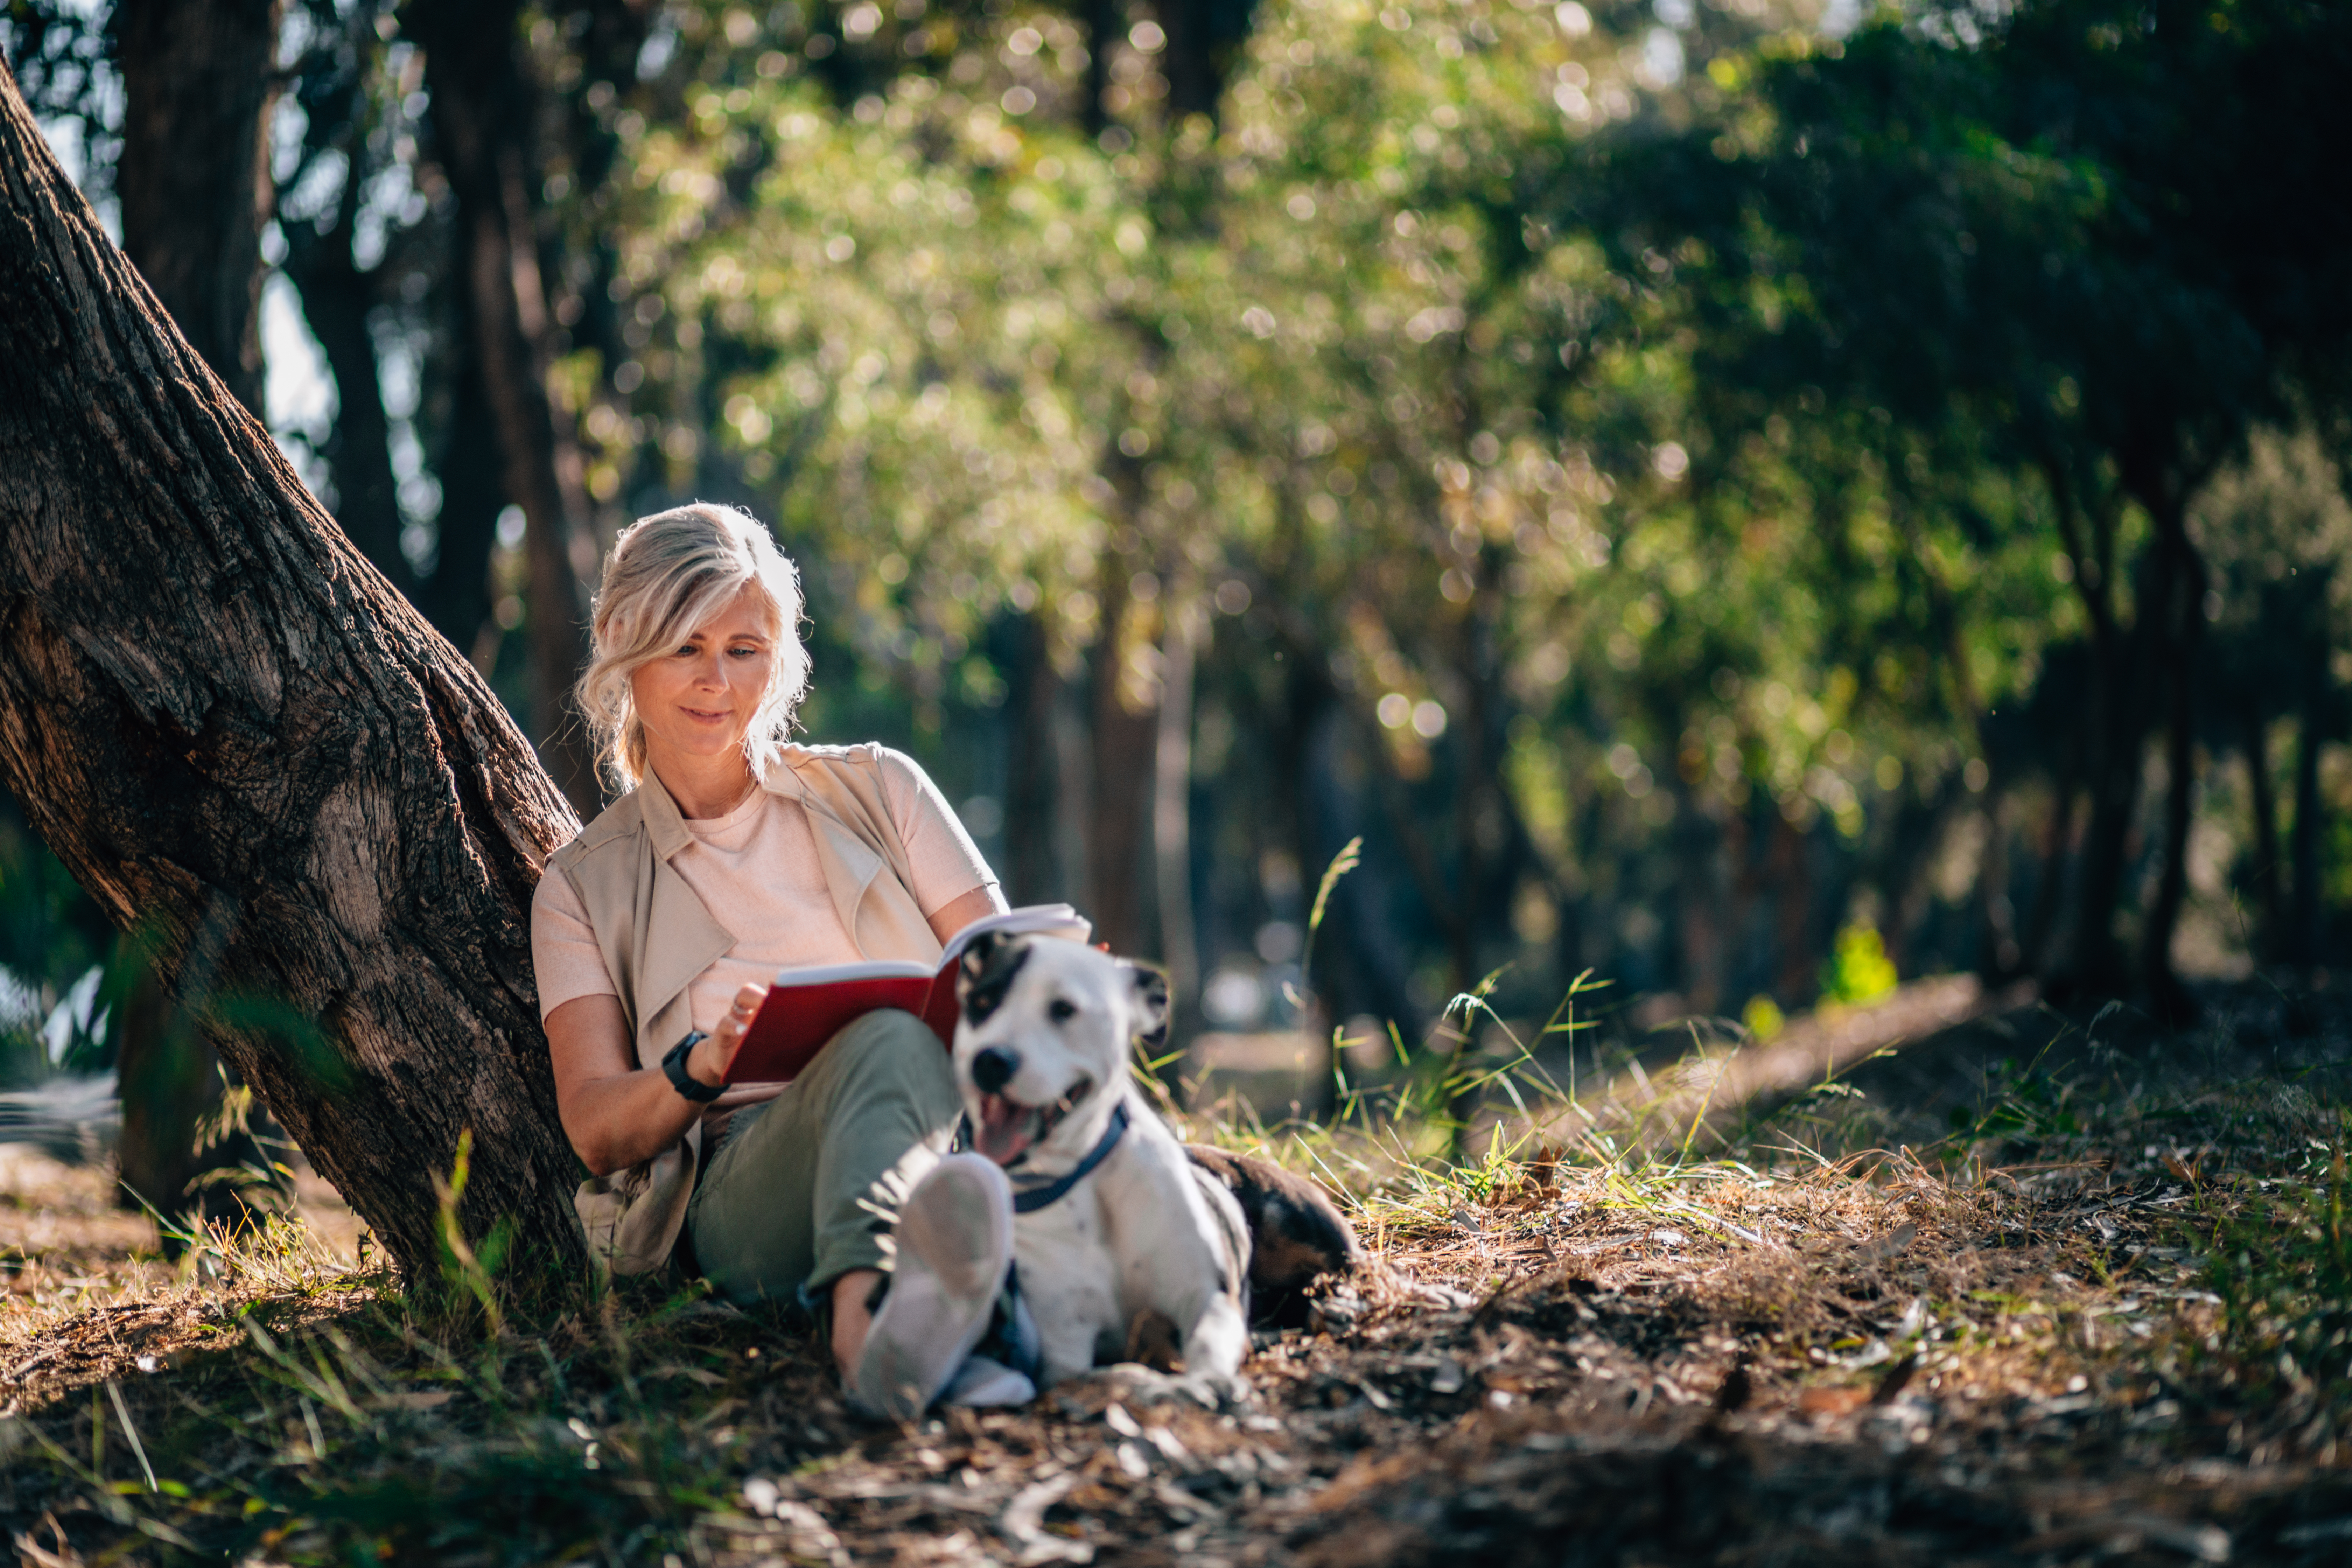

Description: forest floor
[6,981,2352,1566]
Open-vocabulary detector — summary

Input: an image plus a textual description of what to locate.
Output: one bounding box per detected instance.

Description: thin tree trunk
[1160,0,1220,120]
[2137,509,2206,1019]
[2289,687,2327,973]
[0,64,589,1282]
[1674,784,1723,1016]
[285,207,412,595]
[408,0,601,812]
[2067,648,2147,998]
[424,346,509,661]
[1153,598,1199,1037]
[2019,751,2080,978]
[1088,567,1158,955]
[1770,813,1813,1003]
[111,0,281,421]
[997,612,1061,904]
[2244,710,2282,958]
[1080,0,1120,137]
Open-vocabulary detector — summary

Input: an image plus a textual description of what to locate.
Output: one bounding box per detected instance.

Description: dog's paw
[1177,1369,1254,1411]
[1097,1362,1253,1411]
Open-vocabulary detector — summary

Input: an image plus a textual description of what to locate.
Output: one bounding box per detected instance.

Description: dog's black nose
[971,1046,1020,1094]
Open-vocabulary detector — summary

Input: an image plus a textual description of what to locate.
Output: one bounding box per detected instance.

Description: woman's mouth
[972,1077,1094,1165]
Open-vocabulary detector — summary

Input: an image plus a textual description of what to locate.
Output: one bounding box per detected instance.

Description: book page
[937,903,1092,967]
[768,957,934,987]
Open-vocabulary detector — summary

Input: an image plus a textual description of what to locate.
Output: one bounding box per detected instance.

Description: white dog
[952,933,1254,1404]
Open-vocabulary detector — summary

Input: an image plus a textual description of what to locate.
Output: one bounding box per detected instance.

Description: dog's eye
[1049,998,1078,1023]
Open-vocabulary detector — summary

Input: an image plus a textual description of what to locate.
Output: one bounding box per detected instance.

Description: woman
[533,502,1028,1417]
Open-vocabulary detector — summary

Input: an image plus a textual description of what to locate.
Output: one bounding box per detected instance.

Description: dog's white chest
[1013,1182,1126,1377]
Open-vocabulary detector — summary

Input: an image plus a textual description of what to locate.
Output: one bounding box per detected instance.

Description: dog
[952,932,1358,1403]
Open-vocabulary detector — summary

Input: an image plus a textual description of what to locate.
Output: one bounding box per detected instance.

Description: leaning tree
[0,59,589,1281]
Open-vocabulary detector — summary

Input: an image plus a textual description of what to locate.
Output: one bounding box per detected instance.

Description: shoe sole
[855,1155,1012,1419]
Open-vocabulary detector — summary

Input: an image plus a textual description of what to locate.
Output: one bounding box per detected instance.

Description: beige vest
[547,742,946,1275]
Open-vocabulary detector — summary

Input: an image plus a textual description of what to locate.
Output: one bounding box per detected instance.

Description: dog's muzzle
[969,1067,1096,1166]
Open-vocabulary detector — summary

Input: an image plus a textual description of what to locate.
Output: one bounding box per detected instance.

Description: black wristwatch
[661,1029,724,1102]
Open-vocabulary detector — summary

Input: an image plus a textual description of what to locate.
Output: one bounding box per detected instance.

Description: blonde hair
[576,503,811,789]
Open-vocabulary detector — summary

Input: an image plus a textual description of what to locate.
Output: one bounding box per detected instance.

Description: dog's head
[952,933,1168,1168]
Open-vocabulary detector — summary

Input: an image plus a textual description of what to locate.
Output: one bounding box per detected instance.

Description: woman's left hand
[691,981,770,1088]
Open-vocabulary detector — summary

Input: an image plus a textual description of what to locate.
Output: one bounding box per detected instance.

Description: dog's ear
[1124,960,1170,1049]
[958,932,1032,1026]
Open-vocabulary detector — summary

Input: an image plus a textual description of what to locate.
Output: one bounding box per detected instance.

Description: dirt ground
[7,983,2352,1565]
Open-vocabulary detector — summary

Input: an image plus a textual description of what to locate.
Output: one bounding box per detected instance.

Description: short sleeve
[875,748,1003,919]
[531,867,622,1020]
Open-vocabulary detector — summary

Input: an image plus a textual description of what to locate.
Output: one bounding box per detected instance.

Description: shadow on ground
[5,980,2352,1565]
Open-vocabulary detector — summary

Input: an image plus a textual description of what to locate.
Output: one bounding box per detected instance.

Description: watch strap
[661,1030,724,1102]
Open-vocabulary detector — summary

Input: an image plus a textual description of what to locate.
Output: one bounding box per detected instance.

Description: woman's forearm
[565,1066,705,1175]
[546,989,765,1176]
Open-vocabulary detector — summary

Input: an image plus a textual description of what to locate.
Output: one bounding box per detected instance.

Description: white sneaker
[940,1353,1036,1408]
[852,1154,1014,1420]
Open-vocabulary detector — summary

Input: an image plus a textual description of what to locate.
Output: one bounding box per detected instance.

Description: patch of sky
[1820,0,1863,39]
[637,19,679,78]
[1642,26,1685,86]
[262,268,337,499]
[353,157,426,271]
[1653,0,1695,29]
[18,0,124,239]
[279,147,350,229]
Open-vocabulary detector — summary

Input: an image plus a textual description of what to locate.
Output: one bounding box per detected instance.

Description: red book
[723,904,1092,1085]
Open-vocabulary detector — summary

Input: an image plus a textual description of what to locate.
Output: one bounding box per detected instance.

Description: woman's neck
[647,749,761,820]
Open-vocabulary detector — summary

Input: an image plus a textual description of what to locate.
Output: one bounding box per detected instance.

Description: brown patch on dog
[1126,1308,1184,1372]
[1185,1144,1361,1328]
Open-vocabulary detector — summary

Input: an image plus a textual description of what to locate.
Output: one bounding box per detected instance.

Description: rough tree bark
[110,0,291,1237]
[111,0,281,421]
[0,62,589,1282]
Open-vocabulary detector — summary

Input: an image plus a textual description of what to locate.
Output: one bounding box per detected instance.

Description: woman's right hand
[690,981,770,1088]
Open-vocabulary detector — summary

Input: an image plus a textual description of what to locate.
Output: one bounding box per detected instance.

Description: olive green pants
[686,1008,961,1307]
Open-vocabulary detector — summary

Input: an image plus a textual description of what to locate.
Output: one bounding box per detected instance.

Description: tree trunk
[2288,689,2327,973]
[1080,0,1121,138]
[422,346,510,662]
[1153,599,1199,1035]
[2064,654,2146,999]
[2137,512,2205,1018]
[285,203,412,596]
[2244,710,2282,958]
[1769,813,1813,1003]
[0,63,589,1283]
[997,612,1062,905]
[1087,567,1157,955]
[111,0,281,421]
[407,0,602,813]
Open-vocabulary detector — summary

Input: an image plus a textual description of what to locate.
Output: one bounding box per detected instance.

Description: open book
[723,904,1093,1085]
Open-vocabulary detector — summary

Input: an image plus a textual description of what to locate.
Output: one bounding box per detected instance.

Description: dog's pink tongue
[974,1095,1032,1164]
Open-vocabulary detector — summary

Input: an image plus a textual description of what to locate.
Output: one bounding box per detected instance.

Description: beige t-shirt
[531,748,999,1106]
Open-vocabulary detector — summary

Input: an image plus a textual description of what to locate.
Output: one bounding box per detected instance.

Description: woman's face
[630,581,777,775]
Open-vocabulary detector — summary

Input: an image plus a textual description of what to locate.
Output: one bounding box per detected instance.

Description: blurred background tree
[5,0,2350,1156]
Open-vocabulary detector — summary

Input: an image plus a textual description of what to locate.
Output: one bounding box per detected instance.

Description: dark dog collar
[999,1101,1132,1214]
